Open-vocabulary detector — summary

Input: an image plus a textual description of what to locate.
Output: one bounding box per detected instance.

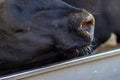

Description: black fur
[0,0,94,75]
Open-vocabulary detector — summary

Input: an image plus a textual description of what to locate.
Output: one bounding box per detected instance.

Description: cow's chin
[56,45,93,60]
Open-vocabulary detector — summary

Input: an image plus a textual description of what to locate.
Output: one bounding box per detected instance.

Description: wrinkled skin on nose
[0,0,95,75]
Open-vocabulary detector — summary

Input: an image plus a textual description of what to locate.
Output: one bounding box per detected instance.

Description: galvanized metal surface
[1,49,120,80]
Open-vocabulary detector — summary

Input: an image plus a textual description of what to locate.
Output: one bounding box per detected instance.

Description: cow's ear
[0,0,6,15]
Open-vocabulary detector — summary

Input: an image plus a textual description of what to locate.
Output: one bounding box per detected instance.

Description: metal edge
[1,49,120,80]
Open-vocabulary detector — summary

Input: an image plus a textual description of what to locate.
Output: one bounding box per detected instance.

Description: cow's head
[0,0,95,68]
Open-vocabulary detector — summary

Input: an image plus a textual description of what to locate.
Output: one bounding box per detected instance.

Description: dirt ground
[95,43,120,53]
[94,33,120,53]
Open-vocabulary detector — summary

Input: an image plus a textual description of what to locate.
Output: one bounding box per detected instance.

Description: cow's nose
[78,9,95,42]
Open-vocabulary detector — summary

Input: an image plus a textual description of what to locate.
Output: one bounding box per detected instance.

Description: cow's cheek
[15,32,54,52]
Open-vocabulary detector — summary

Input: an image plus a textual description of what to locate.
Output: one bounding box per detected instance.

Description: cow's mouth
[57,45,92,60]
[59,12,95,59]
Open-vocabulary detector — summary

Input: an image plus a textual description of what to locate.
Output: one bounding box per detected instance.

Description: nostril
[81,15,95,30]
[81,20,93,28]
[78,14,95,42]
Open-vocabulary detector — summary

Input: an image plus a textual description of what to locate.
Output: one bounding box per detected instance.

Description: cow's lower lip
[59,45,92,59]
[64,44,91,55]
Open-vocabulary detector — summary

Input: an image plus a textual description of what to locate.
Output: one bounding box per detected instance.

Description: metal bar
[1,49,120,80]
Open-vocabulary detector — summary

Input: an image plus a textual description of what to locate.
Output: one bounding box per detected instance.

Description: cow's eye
[15,29,25,33]
[14,28,31,33]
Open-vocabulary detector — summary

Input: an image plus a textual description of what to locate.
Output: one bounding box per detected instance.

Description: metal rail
[1,49,120,80]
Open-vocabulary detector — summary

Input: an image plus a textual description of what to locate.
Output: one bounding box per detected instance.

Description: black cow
[0,0,95,75]
[63,0,120,48]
